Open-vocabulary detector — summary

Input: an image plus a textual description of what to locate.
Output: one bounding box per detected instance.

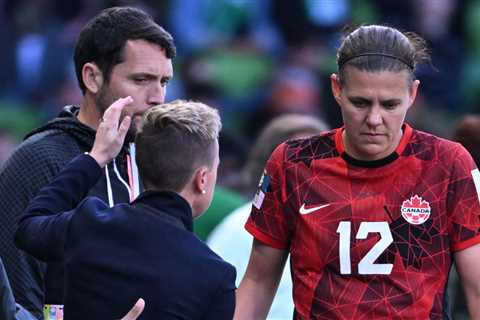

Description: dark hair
[135,100,221,192]
[74,6,176,94]
[336,25,430,84]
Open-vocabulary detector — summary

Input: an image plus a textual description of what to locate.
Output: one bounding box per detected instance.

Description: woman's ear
[82,62,104,94]
[193,166,208,195]
[408,79,420,108]
[330,73,343,104]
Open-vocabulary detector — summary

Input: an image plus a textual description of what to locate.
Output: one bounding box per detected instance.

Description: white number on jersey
[336,221,393,275]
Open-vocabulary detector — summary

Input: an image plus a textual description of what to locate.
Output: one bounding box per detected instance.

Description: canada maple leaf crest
[401,195,431,225]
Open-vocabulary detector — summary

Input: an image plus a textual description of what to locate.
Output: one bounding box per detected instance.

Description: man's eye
[134,78,148,84]
[161,79,170,87]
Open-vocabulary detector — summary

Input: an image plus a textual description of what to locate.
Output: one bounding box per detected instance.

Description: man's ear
[82,62,104,94]
[193,166,208,195]
[330,73,343,105]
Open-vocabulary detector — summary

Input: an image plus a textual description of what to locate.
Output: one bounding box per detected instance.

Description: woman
[235,25,480,319]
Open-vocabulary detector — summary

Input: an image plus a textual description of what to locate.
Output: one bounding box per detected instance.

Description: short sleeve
[245,143,292,249]
[447,144,480,251]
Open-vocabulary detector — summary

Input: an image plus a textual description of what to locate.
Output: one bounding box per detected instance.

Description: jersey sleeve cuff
[451,234,480,252]
[244,223,288,250]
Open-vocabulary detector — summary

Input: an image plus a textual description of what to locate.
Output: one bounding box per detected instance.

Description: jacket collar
[132,190,193,232]
[24,105,130,154]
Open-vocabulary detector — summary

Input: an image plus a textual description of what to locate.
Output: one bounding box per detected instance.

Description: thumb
[121,298,145,320]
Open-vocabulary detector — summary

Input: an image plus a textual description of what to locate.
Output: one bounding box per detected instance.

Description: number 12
[336,221,393,275]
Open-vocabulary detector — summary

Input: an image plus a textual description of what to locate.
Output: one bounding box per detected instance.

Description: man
[0,7,175,318]
[235,25,480,319]
[15,98,235,319]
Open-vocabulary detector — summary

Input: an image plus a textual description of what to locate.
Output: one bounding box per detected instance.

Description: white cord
[129,143,140,199]
[113,157,132,200]
[105,164,114,207]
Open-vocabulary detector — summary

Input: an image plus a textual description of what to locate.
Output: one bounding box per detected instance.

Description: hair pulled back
[336,25,430,83]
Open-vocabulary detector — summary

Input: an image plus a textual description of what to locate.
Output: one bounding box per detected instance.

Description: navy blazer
[15,154,236,319]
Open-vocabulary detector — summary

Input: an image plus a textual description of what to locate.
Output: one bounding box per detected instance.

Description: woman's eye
[353,101,367,108]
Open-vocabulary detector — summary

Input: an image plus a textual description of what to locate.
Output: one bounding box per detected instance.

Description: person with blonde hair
[15,98,235,319]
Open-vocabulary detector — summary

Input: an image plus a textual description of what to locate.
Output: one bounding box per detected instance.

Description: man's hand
[120,298,145,320]
[89,97,133,167]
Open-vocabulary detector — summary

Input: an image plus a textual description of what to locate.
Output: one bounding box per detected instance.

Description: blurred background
[0,0,479,173]
[1,2,478,316]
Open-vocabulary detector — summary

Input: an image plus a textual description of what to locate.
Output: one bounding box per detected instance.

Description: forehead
[341,67,411,97]
[114,39,173,76]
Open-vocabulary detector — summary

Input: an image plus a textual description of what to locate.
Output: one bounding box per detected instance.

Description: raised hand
[89,97,133,167]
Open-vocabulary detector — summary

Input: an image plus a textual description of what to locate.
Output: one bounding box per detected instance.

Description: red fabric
[245,126,480,319]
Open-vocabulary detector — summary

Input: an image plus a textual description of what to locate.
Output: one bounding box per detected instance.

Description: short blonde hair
[136,100,222,192]
[141,100,221,141]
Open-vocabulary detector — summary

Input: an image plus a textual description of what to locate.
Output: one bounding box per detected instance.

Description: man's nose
[147,83,166,106]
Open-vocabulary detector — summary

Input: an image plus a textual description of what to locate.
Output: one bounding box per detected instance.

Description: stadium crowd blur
[1,0,480,168]
[1,1,480,319]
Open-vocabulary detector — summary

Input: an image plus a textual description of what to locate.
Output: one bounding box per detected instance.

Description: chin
[357,145,389,160]
[365,150,390,161]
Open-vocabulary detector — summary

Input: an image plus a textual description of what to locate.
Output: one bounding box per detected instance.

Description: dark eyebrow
[381,99,402,105]
[348,96,372,104]
[129,73,156,79]
[348,96,402,105]
[129,73,173,81]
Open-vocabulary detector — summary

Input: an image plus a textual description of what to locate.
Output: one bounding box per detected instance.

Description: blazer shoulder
[67,197,111,231]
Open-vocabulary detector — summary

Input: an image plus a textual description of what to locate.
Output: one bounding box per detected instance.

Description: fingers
[117,115,132,142]
[102,96,133,128]
[90,96,134,168]
[121,298,145,320]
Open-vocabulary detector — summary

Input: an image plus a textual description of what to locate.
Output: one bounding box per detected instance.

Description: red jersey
[245,124,480,319]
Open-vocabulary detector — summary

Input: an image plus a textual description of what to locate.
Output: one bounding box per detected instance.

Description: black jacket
[0,106,133,318]
[15,154,236,319]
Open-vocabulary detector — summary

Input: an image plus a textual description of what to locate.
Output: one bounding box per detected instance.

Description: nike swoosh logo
[299,203,330,215]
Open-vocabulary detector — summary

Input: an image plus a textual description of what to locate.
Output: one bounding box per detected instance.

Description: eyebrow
[347,96,402,105]
[129,73,173,80]
[348,96,371,104]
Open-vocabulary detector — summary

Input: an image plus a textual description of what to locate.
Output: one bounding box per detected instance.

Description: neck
[77,95,102,130]
[178,188,198,218]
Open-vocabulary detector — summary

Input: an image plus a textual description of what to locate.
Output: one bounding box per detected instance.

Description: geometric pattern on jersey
[245,124,480,319]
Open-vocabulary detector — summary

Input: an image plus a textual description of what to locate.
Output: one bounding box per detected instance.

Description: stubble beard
[96,87,137,143]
